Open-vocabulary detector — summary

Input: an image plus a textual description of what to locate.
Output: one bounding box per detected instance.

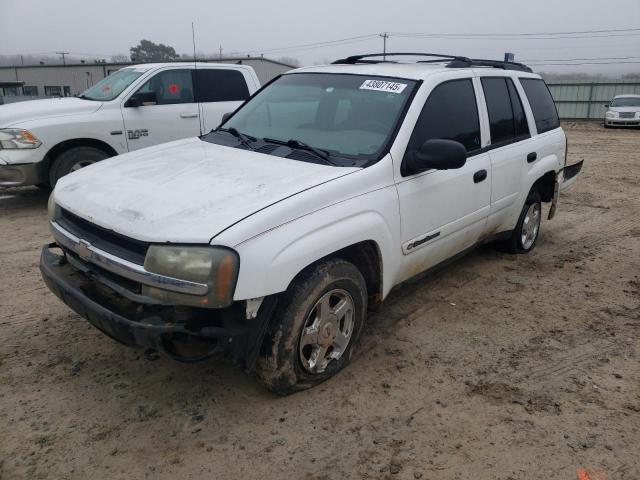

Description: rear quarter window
[195,69,250,102]
[520,78,560,134]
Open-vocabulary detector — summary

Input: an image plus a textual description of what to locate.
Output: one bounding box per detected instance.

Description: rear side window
[407,79,481,153]
[195,69,250,102]
[520,78,560,133]
[481,77,530,144]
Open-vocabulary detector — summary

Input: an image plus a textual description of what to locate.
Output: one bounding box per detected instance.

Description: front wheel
[499,190,542,254]
[49,146,110,187]
[255,259,367,395]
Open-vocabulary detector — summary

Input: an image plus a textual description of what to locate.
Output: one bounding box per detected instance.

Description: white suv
[41,53,583,394]
[0,62,260,187]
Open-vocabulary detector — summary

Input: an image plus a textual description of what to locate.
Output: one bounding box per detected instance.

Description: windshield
[80,68,144,101]
[217,73,417,162]
[610,97,640,107]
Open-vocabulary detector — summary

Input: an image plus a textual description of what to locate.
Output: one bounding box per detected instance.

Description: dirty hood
[0,97,103,127]
[54,138,358,244]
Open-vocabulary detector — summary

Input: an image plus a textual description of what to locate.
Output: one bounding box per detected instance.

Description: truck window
[520,78,560,134]
[136,69,194,105]
[407,79,481,153]
[481,77,530,145]
[194,69,250,102]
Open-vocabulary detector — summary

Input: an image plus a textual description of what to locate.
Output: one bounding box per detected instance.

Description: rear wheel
[255,259,367,395]
[499,190,542,254]
[49,146,110,187]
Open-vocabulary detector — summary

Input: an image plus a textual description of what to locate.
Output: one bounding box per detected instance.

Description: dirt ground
[0,122,638,480]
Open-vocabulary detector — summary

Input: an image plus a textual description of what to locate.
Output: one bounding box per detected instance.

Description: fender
[230,186,401,301]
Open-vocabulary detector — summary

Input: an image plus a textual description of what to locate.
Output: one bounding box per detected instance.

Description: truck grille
[619,112,635,119]
[57,208,149,265]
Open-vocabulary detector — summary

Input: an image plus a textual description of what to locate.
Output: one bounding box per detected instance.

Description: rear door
[121,68,201,150]
[479,75,535,232]
[395,78,492,278]
[195,68,252,132]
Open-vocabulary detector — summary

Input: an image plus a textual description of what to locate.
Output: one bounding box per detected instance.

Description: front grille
[57,208,149,265]
[619,112,635,119]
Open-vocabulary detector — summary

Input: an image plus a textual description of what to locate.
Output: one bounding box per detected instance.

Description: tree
[129,40,179,62]
[276,57,301,67]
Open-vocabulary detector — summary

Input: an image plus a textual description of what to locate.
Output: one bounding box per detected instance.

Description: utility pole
[56,51,69,65]
[379,33,389,61]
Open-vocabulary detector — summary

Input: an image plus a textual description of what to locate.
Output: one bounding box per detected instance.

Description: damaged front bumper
[39,244,275,367]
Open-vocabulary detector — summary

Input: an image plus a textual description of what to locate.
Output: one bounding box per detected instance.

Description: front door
[395,78,491,281]
[121,68,201,151]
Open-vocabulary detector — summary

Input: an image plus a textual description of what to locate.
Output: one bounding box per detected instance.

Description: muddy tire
[499,190,542,254]
[49,146,110,187]
[255,259,367,395]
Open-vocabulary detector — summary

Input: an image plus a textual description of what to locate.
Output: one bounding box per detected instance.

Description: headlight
[0,129,42,149]
[47,194,59,221]
[143,246,239,308]
[605,111,616,119]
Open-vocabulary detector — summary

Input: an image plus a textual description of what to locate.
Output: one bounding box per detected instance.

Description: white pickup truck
[41,53,583,394]
[0,62,260,187]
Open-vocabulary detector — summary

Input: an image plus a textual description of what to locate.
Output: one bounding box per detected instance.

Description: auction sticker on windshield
[360,79,407,94]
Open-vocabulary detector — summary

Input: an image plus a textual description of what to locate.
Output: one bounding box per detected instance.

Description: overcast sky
[1,0,639,75]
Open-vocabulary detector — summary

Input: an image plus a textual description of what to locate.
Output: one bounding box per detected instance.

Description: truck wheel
[500,190,542,254]
[255,259,367,395]
[49,146,109,187]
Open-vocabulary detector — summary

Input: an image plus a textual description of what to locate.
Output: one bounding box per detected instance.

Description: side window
[407,79,481,154]
[136,69,194,105]
[481,78,515,144]
[506,79,530,137]
[195,69,250,102]
[520,78,560,134]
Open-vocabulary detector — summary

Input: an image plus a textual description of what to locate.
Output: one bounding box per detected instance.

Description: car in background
[604,94,640,128]
[0,63,260,188]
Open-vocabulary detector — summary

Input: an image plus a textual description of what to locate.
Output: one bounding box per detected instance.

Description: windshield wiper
[263,137,336,166]
[218,127,256,150]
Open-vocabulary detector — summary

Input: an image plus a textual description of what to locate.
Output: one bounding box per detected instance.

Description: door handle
[180,113,198,118]
[473,169,487,183]
[527,152,537,163]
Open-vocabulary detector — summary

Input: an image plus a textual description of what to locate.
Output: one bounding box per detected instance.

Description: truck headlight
[0,129,42,149]
[143,246,239,308]
[47,194,60,221]
[605,111,616,119]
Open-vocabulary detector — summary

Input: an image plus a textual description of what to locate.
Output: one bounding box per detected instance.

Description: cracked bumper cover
[39,244,275,366]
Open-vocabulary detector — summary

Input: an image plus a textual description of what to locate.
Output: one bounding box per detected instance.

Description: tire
[49,146,110,187]
[499,190,542,254]
[255,259,368,395]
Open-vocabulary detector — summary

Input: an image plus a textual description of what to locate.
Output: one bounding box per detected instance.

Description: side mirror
[220,112,233,124]
[125,91,157,108]
[403,139,467,176]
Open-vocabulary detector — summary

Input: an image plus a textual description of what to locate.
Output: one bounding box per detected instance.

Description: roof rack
[331,52,533,72]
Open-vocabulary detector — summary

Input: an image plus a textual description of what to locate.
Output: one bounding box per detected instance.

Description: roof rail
[332,52,471,65]
[331,52,533,72]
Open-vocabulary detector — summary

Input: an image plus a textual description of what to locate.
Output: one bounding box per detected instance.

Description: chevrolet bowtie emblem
[75,239,92,261]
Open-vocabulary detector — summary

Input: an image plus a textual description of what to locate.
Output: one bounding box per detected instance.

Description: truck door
[395,78,491,279]
[121,68,201,151]
[194,68,252,132]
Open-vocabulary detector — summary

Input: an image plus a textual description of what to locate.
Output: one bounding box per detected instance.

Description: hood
[609,106,640,113]
[54,138,359,244]
[0,97,103,127]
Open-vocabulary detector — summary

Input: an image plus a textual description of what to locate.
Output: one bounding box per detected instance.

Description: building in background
[0,57,293,101]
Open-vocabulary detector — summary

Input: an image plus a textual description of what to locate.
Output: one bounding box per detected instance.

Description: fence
[546,81,640,120]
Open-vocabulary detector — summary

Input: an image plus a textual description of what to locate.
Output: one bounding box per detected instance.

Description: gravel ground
[0,122,638,480]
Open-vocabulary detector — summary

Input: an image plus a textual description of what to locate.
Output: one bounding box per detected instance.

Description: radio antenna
[192,21,204,136]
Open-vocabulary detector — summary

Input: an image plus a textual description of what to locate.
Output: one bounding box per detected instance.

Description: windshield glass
[218,73,417,161]
[80,68,144,101]
[610,97,640,107]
